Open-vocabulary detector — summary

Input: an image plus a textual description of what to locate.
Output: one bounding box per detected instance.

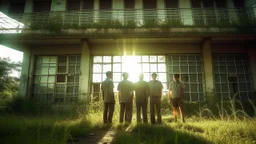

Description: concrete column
[113,0,124,21]
[94,0,99,23]
[18,47,31,99]
[24,0,33,13]
[79,42,91,101]
[179,0,193,25]
[135,0,143,26]
[157,0,165,24]
[51,0,66,11]
[248,47,256,92]
[202,39,215,102]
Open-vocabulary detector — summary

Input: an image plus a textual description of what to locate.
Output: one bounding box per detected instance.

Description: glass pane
[181,74,188,82]
[227,66,236,73]
[48,76,55,83]
[50,56,57,63]
[93,56,102,63]
[113,56,121,62]
[67,75,74,82]
[39,84,47,93]
[142,63,150,72]
[69,66,76,73]
[191,84,198,92]
[188,56,195,61]
[158,56,165,62]
[180,66,188,73]
[142,56,149,62]
[113,73,122,82]
[189,66,196,73]
[220,74,227,82]
[158,73,166,82]
[158,64,166,72]
[76,66,80,74]
[33,75,40,83]
[173,66,180,73]
[58,66,66,73]
[93,74,102,82]
[56,84,65,93]
[42,56,50,63]
[113,64,121,72]
[221,84,229,92]
[67,86,74,94]
[180,62,187,66]
[150,64,157,72]
[180,55,187,61]
[40,76,48,83]
[41,67,49,74]
[172,56,179,61]
[190,74,197,82]
[57,74,66,82]
[103,56,111,63]
[197,66,202,73]
[238,74,246,82]
[134,56,141,62]
[162,82,167,91]
[168,66,173,73]
[93,64,102,73]
[103,64,111,72]
[144,73,150,81]
[150,56,157,62]
[48,84,54,92]
[49,67,56,74]
[191,93,198,101]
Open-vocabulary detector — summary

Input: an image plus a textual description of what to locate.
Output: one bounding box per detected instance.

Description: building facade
[0,0,256,103]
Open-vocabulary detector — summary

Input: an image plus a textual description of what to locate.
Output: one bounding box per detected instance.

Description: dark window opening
[99,0,112,9]
[215,0,226,8]
[57,74,66,82]
[124,0,135,9]
[191,0,201,8]
[165,0,178,8]
[233,0,245,8]
[9,2,25,13]
[203,0,213,8]
[143,0,157,9]
[33,0,51,12]
[82,0,93,9]
[67,0,81,10]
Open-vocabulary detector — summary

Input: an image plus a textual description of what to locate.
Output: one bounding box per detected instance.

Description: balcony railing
[1,8,256,33]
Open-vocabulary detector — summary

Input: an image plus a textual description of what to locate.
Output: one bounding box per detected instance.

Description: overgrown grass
[0,96,256,144]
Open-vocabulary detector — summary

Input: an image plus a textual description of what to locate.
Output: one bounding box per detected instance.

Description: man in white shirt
[168,73,185,123]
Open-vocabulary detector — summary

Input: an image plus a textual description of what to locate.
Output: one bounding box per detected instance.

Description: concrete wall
[30,45,82,55]
[91,43,201,55]
[211,44,247,53]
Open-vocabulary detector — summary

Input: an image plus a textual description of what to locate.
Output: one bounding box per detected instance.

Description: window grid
[213,54,253,101]
[167,55,204,102]
[92,55,167,92]
[33,55,80,103]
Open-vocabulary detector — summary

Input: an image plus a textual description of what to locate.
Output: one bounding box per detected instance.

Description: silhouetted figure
[134,73,149,123]
[148,72,163,124]
[118,72,134,124]
[168,73,185,123]
[101,71,115,124]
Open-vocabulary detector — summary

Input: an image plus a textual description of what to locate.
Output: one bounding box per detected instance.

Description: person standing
[168,73,185,123]
[134,73,149,123]
[117,72,134,124]
[148,72,163,124]
[101,71,115,124]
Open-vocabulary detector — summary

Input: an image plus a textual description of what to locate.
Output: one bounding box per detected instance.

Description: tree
[0,58,21,100]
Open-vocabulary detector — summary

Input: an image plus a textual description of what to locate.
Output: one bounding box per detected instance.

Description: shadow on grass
[112,124,211,144]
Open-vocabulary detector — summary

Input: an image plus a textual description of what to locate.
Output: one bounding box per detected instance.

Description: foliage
[0,58,21,103]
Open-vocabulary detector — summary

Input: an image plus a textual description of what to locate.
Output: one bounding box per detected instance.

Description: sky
[0,45,23,77]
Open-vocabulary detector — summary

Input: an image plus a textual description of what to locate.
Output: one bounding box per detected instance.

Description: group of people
[101,71,185,125]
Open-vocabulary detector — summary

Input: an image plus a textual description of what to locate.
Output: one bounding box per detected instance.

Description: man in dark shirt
[117,72,134,123]
[101,71,115,124]
[134,73,149,123]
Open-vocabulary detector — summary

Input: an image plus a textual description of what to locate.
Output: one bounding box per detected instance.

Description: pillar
[18,47,31,99]
[1,0,10,14]
[113,0,124,21]
[79,42,91,101]
[179,0,193,25]
[135,0,143,26]
[202,39,215,102]
[157,0,165,24]
[51,0,66,11]
[24,0,33,13]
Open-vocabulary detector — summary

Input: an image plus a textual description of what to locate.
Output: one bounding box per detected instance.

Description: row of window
[3,0,246,14]
[32,54,254,103]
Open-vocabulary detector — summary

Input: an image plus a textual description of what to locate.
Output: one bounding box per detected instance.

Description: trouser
[150,97,162,124]
[103,102,115,124]
[119,102,133,123]
[136,102,148,123]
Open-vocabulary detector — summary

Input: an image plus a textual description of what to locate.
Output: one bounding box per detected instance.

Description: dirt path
[68,127,117,144]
